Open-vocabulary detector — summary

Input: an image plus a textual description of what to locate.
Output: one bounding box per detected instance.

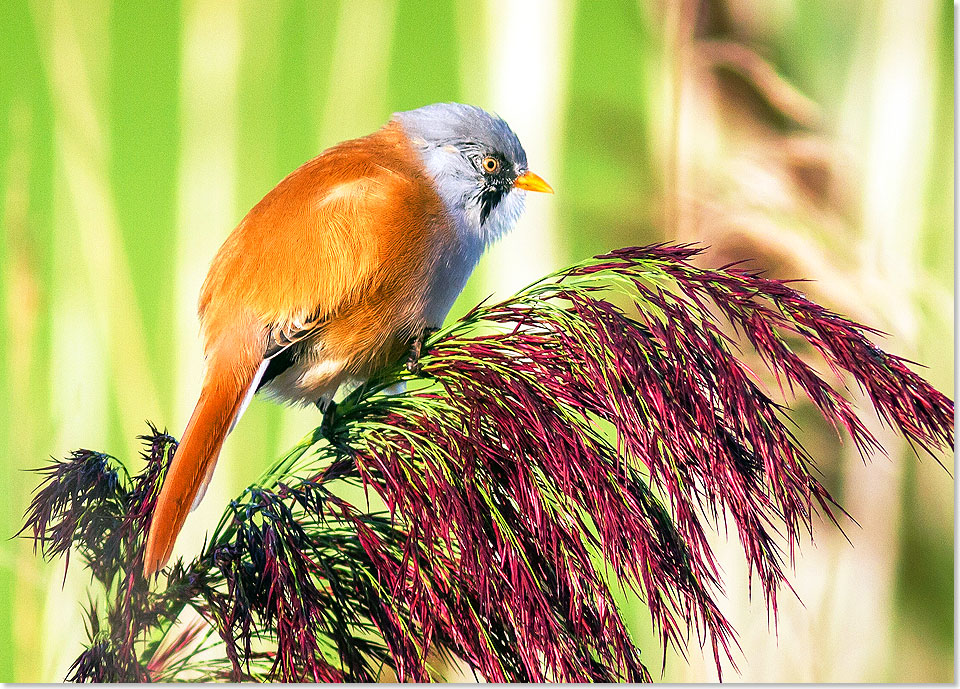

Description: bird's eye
[481,156,500,174]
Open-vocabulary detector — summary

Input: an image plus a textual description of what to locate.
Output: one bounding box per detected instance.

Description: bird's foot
[405,327,438,374]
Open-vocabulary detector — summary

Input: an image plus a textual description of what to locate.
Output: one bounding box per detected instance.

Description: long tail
[143,356,260,577]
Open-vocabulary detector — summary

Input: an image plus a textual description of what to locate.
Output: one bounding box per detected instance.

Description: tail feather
[143,358,260,577]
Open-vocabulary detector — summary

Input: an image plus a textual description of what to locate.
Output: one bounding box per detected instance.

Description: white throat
[416,143,527,251]
[411,146,528,328]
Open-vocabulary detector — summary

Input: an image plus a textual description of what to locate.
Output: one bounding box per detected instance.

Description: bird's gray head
[393,103,552,247]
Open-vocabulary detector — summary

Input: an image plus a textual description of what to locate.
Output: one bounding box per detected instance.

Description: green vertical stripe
[386,0,462,110]
[561,0,660,262]
[108,0,182,419]
[1,1,58,681]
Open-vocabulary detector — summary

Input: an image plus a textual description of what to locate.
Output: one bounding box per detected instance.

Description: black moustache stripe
[479,185,510,225]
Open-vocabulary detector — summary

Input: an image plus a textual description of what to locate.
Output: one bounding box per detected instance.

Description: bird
[143,103,553,576]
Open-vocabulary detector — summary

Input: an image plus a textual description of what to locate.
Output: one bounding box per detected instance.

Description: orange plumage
[144,104,551,576]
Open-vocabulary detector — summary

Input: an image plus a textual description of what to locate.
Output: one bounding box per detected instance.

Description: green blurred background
[0,0,953,682]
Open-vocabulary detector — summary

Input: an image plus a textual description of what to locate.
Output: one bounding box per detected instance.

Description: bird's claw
[406,327,438,374]
[405,355,423,375]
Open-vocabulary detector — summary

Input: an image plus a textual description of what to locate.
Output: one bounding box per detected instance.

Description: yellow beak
[513,170,554,194]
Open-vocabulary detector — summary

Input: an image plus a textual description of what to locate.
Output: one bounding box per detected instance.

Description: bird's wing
[197,122,436,359]
[264,309,326,360]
